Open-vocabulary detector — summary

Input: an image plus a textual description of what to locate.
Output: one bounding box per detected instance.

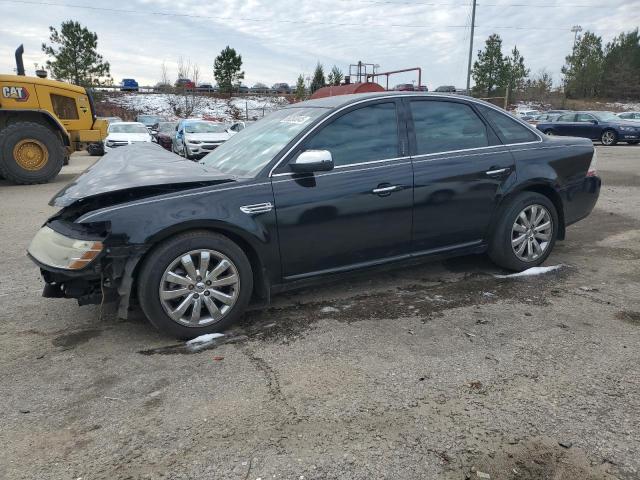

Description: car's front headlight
[28,226,104,270]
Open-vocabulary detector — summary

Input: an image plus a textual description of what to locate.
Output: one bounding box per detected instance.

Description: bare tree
[168,58,205,118]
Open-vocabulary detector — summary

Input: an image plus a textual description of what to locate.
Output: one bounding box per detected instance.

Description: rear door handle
[372,185,401,195]
[485,168,509,176]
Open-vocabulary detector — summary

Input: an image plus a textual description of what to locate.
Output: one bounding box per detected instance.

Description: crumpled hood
[50,143,234,208]
[185,132,230,142]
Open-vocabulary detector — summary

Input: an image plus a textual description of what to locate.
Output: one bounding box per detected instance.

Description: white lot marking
[494,265,563,278]
[186,332,225,345]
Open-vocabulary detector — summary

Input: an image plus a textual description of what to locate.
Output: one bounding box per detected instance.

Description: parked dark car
[393,83,415,91]
[271,83,291,94]
[196,83,216,92]
[251,83,270,94]
[154,121,178,151]
[120,78,139,92]
[435,85,456,92]
[175,78,196,91]
[136,114,167,132]
[537,111,640,145]
[28,92,600,338]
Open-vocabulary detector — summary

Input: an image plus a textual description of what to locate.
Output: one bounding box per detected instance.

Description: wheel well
[520,184,566,240]
[0,110,70,146]
[129,226,269,307]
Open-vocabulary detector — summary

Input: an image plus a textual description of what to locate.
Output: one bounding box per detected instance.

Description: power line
[344,0,606,7]
[0,0,591,31]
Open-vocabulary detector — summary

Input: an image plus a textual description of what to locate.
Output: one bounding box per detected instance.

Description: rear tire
[0,121,65,184]
[543,129,555,136]
[488,192,558,271]
[137,231,253,339]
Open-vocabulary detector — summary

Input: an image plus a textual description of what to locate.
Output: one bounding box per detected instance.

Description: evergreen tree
[41,20,111,86]
[561,31,604,98]
[504,46,529,94]
[214,46,244,94]
[601,29,640,98]
[310,63,326,93]
[471,34,507,97]
[328,65,343,86]
[294,74,306,100]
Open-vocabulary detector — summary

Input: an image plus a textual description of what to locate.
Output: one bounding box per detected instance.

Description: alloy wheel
[159,249,240,327]
[511,204,553,262]
[601,130,616,146]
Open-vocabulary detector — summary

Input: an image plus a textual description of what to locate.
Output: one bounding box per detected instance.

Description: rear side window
[410,100,489,155]
[478,105,538,144]
[304,102,399,167]
[51,94,79,120]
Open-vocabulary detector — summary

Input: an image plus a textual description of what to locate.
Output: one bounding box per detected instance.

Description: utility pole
[465,0,477,94]
[571,25,582,50]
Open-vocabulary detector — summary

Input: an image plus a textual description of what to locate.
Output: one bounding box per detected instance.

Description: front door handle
[485,167,509,176]
[372,185,401,195]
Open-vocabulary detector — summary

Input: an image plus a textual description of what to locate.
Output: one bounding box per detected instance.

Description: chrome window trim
[267,93,542,177]
[271,160,413,184]
[77,181,272,222]
[271,156,411,178]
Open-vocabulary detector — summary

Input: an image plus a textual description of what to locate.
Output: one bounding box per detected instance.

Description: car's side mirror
[290,150,334,173]
[590,119,598,124]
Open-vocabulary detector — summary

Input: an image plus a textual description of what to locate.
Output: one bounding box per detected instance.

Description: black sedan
[28,93,601,338]
[536,111,640,146]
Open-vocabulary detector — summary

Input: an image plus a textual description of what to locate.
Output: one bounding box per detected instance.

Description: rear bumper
[561,175,601,226]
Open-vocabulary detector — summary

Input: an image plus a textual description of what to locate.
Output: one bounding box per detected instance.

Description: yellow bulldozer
[0,45,107,184]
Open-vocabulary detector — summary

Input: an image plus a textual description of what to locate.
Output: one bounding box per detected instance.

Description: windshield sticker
[280,114,311,125]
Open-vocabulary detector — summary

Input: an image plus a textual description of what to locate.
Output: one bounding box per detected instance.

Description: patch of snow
[186,332,225,345]
[495,265,563,278]
[101,92,289,122]
[320,306,340,313]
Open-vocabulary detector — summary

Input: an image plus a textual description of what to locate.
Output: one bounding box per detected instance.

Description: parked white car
[173,120,245,160]
[617,111,640,122]
[104,122,152,152]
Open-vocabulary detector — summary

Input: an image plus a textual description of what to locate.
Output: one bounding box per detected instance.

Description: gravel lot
[1,147,639,480]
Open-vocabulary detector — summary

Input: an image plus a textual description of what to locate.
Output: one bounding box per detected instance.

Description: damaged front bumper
[28,219,145,317]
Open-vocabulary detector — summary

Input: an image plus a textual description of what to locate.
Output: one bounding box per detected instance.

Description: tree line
[38,20,640,101]
[472,28,640,101]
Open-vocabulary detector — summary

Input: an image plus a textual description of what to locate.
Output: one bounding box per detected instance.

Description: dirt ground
[1,146,639,480]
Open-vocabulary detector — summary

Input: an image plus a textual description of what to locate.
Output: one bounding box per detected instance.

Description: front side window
[557,114,576,122]
[410,100,488,155]
[51,94,78,120]
[479,105,538,144]
[576,113,596,123]
[304,102,399,167]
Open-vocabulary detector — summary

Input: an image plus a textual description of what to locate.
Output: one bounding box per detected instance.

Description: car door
[573,113,600,139]
[271,100,413,280]
[550,113,576,135]
[408,99,515,252]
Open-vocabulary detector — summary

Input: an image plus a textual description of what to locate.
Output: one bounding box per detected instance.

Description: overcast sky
[0,0,637,89]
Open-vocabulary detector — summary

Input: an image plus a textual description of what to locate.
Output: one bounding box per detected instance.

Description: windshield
[592,111,620,122]
[109,124,149,134]
[185,122,227,134]
[200,107,327,177]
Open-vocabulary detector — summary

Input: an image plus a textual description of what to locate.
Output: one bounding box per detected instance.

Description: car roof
[287,92,482,110]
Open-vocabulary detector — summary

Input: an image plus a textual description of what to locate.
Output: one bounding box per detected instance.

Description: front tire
[488,192,558,271]
[137,231,253,339]
[543,129,555,136]
[601,129,618,146]
[0,121,65,184]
